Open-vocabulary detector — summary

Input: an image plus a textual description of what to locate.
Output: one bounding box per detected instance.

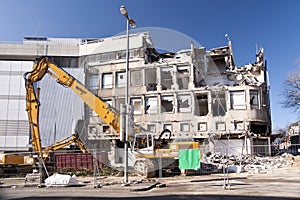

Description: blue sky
[1,0,299,130]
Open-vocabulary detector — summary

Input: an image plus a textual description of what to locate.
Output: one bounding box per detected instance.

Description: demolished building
[0,32,271,164]
[83,32,271,163]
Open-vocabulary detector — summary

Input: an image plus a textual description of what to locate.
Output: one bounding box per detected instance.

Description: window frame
[102,73,113,89]
[230,90,246,110]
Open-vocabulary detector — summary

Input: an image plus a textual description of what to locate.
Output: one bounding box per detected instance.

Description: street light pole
[120,5,136,184]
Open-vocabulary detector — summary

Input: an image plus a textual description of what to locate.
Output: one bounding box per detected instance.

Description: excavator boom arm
[43,134,88,157]
[24,57,122,156]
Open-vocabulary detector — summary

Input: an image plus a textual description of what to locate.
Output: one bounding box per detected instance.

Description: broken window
[216,122,226,131]
[177,94,191,113]
[211,91,227,116]
[250,90,259,109]
[103,125,110,134]
[198,122,207,132]
[195,93,208,116]
[89,74,99,90]
[250,123,268,136]
[163,124,172,132]
[180,123,190,132]
[177,66,190,89]
[102,73,113,89]
[130,70,142,86]
[147,124,156,133]
[145,68,157,91]
[116,71,126,88]
[144,48,160,63]
[230,90,246,109]
[161,67,173,90]
[130,98,142,115]
[89,125,97,134]
[161,95,174,113]
[145,97,158,114]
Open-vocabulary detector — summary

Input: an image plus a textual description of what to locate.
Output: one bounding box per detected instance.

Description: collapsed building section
[82,32,271,161]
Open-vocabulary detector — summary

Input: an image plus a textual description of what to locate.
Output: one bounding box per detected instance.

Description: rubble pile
[202,152,296,174]
[44,174,84,187]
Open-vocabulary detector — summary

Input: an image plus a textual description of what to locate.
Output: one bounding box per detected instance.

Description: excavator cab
[132,129,172,152]
[133,133,154,151]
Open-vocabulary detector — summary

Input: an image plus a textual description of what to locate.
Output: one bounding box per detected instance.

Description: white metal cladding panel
[2,136,17,147]
[0,120,29,136]
[0,99,8,119]
[0,136,29,149]
[8,75,25,95]
[0,60,33,149]
[0,99,27,120]
[0,76,10,95]
[0,76,26,96]
[0,60,33,72]
[0,136,4,146]
[38,68,85,146]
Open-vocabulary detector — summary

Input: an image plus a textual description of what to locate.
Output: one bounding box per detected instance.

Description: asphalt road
[1,167,300,200]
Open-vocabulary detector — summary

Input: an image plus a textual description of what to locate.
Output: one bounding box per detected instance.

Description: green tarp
[178,149,200,170]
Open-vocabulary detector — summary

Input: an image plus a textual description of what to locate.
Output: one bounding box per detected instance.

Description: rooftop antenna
[225,34,234,68]
[225,33,230,42]
[255,43,258,54]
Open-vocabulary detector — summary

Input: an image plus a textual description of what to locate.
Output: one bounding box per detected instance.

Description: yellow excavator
[20,57,199,177]
[23,58,96,161]
[1,58,89,177]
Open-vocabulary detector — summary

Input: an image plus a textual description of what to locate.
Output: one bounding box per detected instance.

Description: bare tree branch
[281,65,300,114]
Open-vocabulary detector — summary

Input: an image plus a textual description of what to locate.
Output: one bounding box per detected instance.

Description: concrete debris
[45,174,84,187]
[202,152,296,174]
[25,173,41,187]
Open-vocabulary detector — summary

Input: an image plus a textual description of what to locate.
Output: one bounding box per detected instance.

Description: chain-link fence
[1,144,299,186]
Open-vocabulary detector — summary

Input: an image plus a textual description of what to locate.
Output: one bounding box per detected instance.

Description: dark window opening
[250,90,259,109]
[161,96,174,113]
[195,94,208,116]
[130,70,142,86]
[250,123,268,136]
[103,126,110,134]
[177,66,190,89]
[161,68,173,90]
[178,95,191,113]
[145,68,157,91]
[211,91,227,116]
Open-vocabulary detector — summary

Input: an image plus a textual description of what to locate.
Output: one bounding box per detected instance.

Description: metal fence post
[93,148,101,188]
[159,156,162,178]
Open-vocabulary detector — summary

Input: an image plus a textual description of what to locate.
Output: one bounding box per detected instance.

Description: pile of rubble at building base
[185,152,299,176]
